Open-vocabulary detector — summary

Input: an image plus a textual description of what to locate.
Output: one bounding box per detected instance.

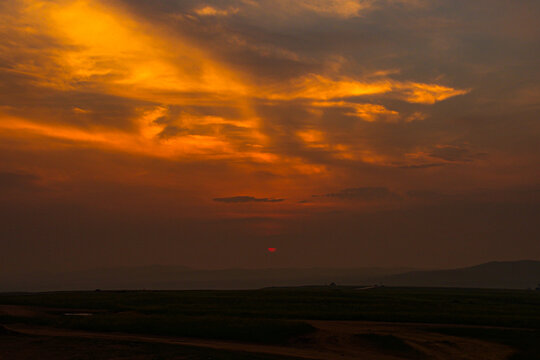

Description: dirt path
[308,321,514,360]
[0,305,105,318]
[0,305,42,318]
[1,305,515,359]
[4,320,514,360]
[4,324,383,360]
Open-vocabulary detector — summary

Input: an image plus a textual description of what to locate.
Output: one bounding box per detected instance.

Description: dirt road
[4,320,514,360]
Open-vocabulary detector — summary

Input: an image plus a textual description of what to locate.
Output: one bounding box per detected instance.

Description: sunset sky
[1,0,539,274]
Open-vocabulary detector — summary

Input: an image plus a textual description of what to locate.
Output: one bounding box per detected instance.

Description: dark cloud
[397,163,446,169]
[321,187,401,201]
[0,72,148,131]
[157,125,186,139]
[213,196,285,203]
[428,145,487,162]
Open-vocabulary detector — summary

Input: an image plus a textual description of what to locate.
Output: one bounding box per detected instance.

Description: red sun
[267,248,277,253]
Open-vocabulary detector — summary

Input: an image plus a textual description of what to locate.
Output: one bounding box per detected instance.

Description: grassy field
[1,286,540,357]
[2,286,540,327]
[428,327,540,360]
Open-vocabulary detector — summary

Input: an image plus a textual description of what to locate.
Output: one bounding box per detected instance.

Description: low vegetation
[0,313,315,345]
[0,327,308,360]
[2,287,540,328]
[2,286,540,350]
[429,327,540,360]
[353,333,426,359]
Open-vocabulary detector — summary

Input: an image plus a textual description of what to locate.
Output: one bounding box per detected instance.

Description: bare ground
[1,305,515,360]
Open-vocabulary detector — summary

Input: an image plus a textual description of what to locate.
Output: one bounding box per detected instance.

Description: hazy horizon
[3,259,540,292]
[5,258,540,277]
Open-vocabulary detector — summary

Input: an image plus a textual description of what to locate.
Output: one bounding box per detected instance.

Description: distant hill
[376,260,540,289]
[0,266,409,292]
[1,260,539,292]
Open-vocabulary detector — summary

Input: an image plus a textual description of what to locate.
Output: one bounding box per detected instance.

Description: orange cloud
[249,0,426,19]
[0,110,267,163]
[397,82,470,104]
[0,0,470,177]
[263,74,468,105]
[268,74,392,100]
[293,0,375,18]
[194,5,239,16]
[311,101,399,122]
[297,129,325,143]
[11,0,248,105]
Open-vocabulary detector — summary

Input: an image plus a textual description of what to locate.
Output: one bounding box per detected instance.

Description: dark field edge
[0,327,313,360]
[352,333,427,359]
[0,315,316,345]
[428,327,540,360]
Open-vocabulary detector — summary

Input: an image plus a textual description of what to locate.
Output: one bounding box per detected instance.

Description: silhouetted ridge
[379,260,540,289]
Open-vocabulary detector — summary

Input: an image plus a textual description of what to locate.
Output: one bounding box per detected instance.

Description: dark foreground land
[1,287,539,359]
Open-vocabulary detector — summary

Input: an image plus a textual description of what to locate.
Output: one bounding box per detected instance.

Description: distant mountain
[376,260,540,289]
[2,260,539,292]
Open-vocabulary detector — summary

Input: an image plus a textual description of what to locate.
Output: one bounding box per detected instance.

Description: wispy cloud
[213,196,285,203]
[319,187,401,201]
[194,5,239,16]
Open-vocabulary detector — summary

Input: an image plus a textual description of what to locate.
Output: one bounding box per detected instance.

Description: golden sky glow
[1,0,539,271]
[0,0,474,179]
